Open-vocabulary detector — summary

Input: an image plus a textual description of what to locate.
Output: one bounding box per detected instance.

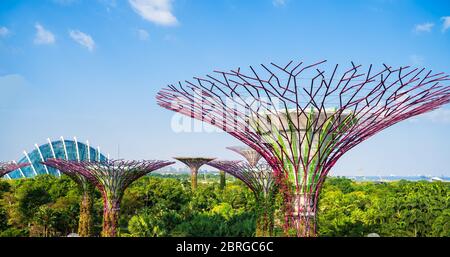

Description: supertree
[42,158,174,237]
[156,60,450,236]
[174,157,215,191]
[42,159,96,237]
[0,162,29,178]
[227,146,262,166]
[208,160,277,237]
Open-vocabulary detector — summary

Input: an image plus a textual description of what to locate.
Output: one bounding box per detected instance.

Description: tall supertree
[42,159,96,237]
[0,162,29,178]
[227,146,262,167]
[43,158,174,237]
[174,157,215,191]
[208,160,277,237]
[156,60,450,236]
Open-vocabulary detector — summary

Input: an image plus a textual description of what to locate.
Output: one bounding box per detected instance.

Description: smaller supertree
[174,157,215,191]
[0,162,29,178]
[42,159,96,237]
[45,159,174,237]
[208,160,278,236]
[227,146,262,167]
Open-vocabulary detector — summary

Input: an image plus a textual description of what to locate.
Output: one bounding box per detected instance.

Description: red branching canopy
[0,162,29,178]
[157,60,450,188]
[208,160,276,197]
[226,146,262,167]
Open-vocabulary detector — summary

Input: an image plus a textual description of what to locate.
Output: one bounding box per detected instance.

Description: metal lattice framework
[227,146,263,166]
[208,160,277,236]
[174,157,215,191]
[42,159,96,237]
[156,60,450,236]
[43,159,174,237]
[0,162,29,178]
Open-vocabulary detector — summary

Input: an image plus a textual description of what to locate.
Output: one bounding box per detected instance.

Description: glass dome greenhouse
[7,137,107,179]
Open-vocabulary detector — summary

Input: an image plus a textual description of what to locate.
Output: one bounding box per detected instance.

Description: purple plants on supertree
[0,162,29,178]
[43,158,174,237]
[174,157,215,191]
[208,160,277,236]
[156,60,450,236]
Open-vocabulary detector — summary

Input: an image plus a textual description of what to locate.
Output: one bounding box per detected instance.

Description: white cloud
[0,26,9,37]
[137,28,150,40]
[418,108,450,124]
[273,0,287,7]
[34,23,55,45]
[129,0,178,26]
[69,30,96,51]
[409,54,424,66]
[414,22,434,33]
[442,16,450,32]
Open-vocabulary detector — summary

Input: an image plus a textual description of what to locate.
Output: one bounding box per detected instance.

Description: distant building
[8,137,107,179]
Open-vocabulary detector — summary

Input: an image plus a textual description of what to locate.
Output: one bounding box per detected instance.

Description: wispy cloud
[69,30,95,51]
[52,0,78,5]
[409,54,424,66]
[416,108,450,124]
[442,16,450,33]
[414,22,434,33]
[34,23,55,45]
[128,0,178,26]
[273,0,287,7]
[98,0,117,11]
[137,28,150,41]
[0,26,9,37]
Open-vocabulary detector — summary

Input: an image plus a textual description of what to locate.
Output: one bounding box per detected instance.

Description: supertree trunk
[219,170,226,189]
[78,185,94,237]
[157,59,450,236]
[288,193,316,237]
[102,197,121,237]
[190,167,199,191]
[255,193,276,237]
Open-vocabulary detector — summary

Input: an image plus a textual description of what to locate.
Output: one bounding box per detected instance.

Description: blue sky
[0,0,449,176]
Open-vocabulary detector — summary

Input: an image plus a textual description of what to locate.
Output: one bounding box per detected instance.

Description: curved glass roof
[8,137,107,179]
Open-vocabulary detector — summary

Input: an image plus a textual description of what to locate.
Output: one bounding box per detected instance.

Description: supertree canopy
[227,146,262,166]
[42,159,174,237]
[208,160,277,236]
[174,157,215,191]
[0,162,29,178]
[42,159,96,237]
[157,60,450,236]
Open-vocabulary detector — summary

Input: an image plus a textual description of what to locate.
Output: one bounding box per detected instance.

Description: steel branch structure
[208,160,277,236]
[227,146,262,166]
[43,159,174,237]
[0,162,29,179]
[174,157,215,191]
[42,159,96,237]
[157,60,450,236]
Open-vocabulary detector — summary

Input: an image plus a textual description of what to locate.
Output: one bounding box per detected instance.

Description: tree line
[0,174,448,237]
